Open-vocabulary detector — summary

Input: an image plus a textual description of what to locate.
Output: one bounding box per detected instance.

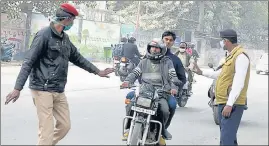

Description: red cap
[60,3,79,16]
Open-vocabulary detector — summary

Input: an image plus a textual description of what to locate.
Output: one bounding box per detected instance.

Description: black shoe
[163,129,172,140]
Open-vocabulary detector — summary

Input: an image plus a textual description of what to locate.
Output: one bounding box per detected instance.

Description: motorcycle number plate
[131,106,155,115]
[120,63,126,66]
[114,60,120,63]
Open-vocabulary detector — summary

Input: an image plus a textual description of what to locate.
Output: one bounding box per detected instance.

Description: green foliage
[1,1,97,18]
[107,1,268,46]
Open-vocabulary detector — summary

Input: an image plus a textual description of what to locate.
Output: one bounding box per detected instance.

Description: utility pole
[20,2,33,52]
[196,1,205,65]
[135,1,141,37]
[197,1,205,32]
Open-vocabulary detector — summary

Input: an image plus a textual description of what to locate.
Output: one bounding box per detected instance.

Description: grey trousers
[218,104,244,146]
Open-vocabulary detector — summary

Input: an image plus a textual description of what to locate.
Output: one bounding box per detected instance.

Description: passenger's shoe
[122,129,129,141]
[159,136,166,146]
[163,129,172,140]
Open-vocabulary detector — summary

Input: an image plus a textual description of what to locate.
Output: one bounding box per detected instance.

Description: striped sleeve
[167,59,182,87]
[169,68,177,80]
[125,62,143,83]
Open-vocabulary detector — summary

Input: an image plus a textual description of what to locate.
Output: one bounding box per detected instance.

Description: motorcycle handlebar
[120,85,137,89]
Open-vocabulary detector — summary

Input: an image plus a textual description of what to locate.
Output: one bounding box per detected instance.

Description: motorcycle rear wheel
[177,96,188,107]
[213,105,220,125]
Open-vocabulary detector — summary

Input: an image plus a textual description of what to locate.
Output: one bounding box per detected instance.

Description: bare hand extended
[98,68,115,78]
[5,89,20,105]
[192,62,203,75]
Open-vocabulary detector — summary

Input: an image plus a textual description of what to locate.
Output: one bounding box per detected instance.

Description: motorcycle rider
[121,40,182,143]
[112,37,127,59]
[122,36,143,66]
[161,31,186,139]
[190,43,199,62]
[174,42,195,95]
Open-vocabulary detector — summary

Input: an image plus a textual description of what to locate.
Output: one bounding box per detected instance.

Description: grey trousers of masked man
[218,104,244,146]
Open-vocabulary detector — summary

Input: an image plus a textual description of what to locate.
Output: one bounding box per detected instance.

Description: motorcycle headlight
[136,97,152,108]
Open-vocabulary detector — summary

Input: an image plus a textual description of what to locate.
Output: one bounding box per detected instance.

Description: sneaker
[163,129,172,140]
[122,129,129,141]
[159,136,166,146]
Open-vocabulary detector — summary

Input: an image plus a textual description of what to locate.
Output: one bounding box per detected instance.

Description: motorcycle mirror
[208,63,214,68]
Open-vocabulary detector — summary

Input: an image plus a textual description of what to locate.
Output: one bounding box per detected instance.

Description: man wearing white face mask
[5,3,114,145]
[175,42,195,94]
[193,29,250,145]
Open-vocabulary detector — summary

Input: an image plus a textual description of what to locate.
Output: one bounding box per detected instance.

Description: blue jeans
[218,104,244,146]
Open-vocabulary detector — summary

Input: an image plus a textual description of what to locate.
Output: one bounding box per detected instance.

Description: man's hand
[170,89,177,95]
[185,67,190,71]
[193,63,203,75]
[98,68,115,78]
[121,82,129,88]
[5,89,21,105]
[222,105,233,118]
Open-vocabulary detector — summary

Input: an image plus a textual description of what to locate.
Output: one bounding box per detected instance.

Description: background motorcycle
[207,63,220,125]
[113,56,121,76]
[121,84,164,146]
[176,71,192,107]
[118,57,136,82]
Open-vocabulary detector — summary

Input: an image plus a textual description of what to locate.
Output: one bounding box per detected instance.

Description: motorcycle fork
[141,115,151,145]
[126,111,138,145]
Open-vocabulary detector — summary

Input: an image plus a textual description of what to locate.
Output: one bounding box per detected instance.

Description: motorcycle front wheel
[120,76,126,82]
[129,122,142,145]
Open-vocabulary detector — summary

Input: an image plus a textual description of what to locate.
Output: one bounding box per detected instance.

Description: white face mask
[220,41,225,48]
[179,48,186,53]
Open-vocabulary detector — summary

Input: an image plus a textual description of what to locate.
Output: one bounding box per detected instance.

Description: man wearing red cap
[5,3,114,145]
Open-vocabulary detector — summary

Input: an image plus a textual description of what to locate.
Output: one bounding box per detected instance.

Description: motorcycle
[118,57,136,82]
[113,56,121,76]
[207,63,219,125]
[175,71,192,107]
[1,43,14,62]
[207,63,248,125]
[121,84,165,146]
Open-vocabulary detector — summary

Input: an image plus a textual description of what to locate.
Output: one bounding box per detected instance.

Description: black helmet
[121,37,127,43]
[128,37,136,43]
[146,39,167,60]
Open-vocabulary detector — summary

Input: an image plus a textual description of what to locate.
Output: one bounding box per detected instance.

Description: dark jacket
[165,49,186,86]
[122,42,142,59]
[14,22,100,93]
[125,56,182,94]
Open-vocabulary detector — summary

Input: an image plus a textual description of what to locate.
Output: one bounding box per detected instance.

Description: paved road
[1,65,268,145]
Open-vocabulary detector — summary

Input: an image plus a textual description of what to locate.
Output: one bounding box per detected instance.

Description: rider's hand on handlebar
[121,82,129,88]
[170,89,177,96]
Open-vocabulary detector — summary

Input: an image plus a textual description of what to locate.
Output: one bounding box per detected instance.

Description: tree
[1,1,97,18]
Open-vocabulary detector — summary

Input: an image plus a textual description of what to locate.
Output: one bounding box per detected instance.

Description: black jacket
[14,23,100,93]
[165,49,187,87]
[122,42,142,59]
